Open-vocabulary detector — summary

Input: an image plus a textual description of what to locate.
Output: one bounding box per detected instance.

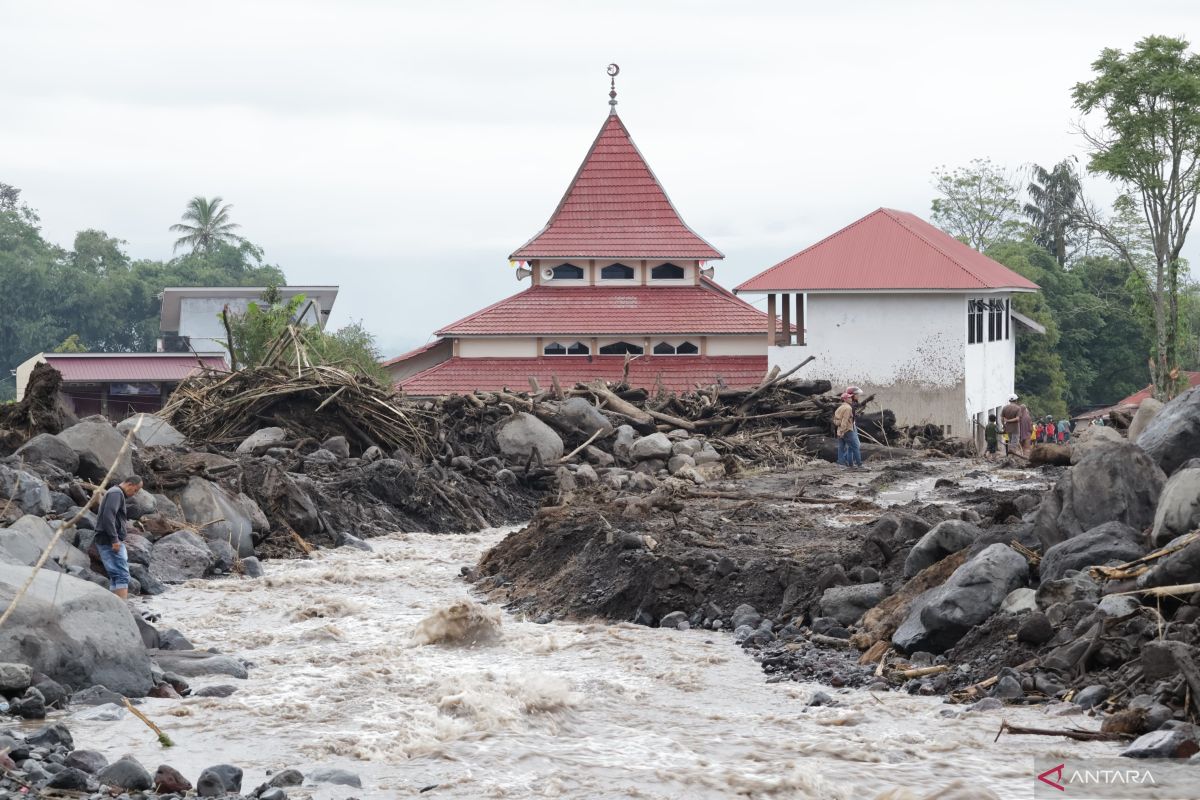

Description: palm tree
[1023,159,1082,267]
[170,196,243,254]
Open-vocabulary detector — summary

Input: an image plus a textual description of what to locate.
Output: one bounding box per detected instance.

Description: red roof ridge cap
[735,207,891,292]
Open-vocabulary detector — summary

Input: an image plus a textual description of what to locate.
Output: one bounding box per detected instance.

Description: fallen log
[994,720,1129,743]
[1030,443,1072,466]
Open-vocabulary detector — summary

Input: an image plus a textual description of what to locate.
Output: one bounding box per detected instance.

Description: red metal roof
[736,208,1041,293]
[44,354,227,383]
[1119,372,1200,406]
[510,113,723,260]
[437,280,767,336]
[399,355,767,396]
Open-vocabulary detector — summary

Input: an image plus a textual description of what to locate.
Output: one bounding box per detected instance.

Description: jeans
[837,429,862,467]
[97,541,130,591]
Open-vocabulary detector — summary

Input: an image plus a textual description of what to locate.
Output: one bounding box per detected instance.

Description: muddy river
[65,508,1125,799]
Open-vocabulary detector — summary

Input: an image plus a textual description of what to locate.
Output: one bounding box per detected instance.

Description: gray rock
[361,445,384,463]
[0,564,154,695]
[197,764,242,796]
[134,614,160,649]
[240,556,264,578]
[176,478,255,557]
[893,544,1029,654]
[46,767,90,791]
[97,756,153,791]
[730,604,762,631]
[74,701,127,721]
[574,463,599,486]
[150,530,215,583]
[672,439,704,458]
[807,690,834,707]
[305,448,338,465]
[158,628,194,651]
[1017,612,1054,645]
[612,425,637,462]
[554,466,577,493]
[116,413,185,447]
[57,420,132,482]
[675,465,708,484]
[1040,522,1146,584]
[33,672,67,708]
[14,433,79,473]
[70,685,125,706]
[991,676,1024,700]
[206,538,238,573]
[1036,572,1100,608]
[1151,467,1200,548]
[336,531,373,551]
[26,721,72,748]
[1097,594,1141,617]
[125,489,156,520]
[64,750,107,774]
[268,768,304,787]
[259,787,287,800]
[903,520,981,578]
[152,764,192,794]
[632,459,665,474]
[693,445,722,465]
[1000,587,1037,614]
[819,582,886,626]
[631,432,673,461]
[1137,385,1200,475]
[129,563,165,596]
[556,397,613,437]
[1141,640,1190,682]
[192,684,237,698]
[152,493,182,521]
[1128,398,1164,443]
[667,454,696,475]
[308,767,362,788]
[0,514,89,571]
[1121,728,1199,759]
[658,611,688,630]
[1074,684,1109,709]
[10,686,46,718]
[236,426,288,454]
[628,472,658,492]
[0,465,51,516]
[495,413,563,465]
[0,662,32,693]
[1069,424,1124,465]
[151,651,248,679]
[1138,536,1200,590]
[320,435,351,458]
[584,446,615,467]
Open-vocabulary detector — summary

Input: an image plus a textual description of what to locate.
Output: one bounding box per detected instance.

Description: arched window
[652,342,675,355]
[599,341,644,355]
[676,341,699,355]
[567,341,589,355]
[551,263,584,280]
[601,263,635,280]
[652,341,700,356]
[544,341,590,356]
[543,342,567,356]
[651,263,685,280]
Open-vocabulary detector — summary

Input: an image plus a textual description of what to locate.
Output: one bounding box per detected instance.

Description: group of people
[984,394,1072,459]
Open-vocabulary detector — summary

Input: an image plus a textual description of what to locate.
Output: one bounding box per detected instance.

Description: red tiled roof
[44,354,227,383]
[1119,372,1200,405]
[381,338,448,368]
[736,208,1041,292]
[399,355,768,396]
[510,113,723,260]
[437,280,767,336]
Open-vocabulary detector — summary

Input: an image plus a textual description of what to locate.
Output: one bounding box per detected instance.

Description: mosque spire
[607,63,619,114]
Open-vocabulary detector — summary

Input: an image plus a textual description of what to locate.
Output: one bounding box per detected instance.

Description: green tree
[53,334,88,353]
[170,196,243,254]
[931,158,1028,251]
[1023,159,1083,267]
[1073,35,1200,398]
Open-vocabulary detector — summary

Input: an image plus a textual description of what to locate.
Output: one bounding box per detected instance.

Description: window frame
[651,263,686,280]
[550,263,584,280]
[600,263,635,280]
[598,341,645,356]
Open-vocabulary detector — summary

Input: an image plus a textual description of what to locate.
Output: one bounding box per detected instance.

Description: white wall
[458,338,538,357]
[770,293,968,429]
[964,317,1015,429]
[706,335,764,356]
[530,259,699,287]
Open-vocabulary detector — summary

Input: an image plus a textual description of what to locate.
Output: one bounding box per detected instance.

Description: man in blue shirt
[94,475,143,599]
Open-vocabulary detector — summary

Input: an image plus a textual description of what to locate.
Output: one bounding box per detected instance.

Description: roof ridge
[734,208,889,291]
[880,209,989,289]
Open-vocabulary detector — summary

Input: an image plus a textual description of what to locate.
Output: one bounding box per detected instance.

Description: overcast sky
[3,0,1197,356]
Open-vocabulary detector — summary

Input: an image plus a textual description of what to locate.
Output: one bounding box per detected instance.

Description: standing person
[833,386,864,469]
[1058,417,1071,443]
[1000,395,1022,457]
[94,476,143,600]
[1042,415,1055,443]
[1018,403,1034,457]
[984,414,999,460]
[1032,419,1041,444]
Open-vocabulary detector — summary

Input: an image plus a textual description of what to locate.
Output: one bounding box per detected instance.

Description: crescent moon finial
[607,63,620,113]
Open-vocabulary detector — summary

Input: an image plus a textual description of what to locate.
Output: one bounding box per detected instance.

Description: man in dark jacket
[94,475,143,599]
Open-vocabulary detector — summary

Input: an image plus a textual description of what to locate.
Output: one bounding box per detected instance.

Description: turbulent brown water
[66,524,1116,799]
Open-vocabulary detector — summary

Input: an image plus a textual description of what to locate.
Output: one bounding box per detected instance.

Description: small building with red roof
[736,208,1042,438]
[388,77,769,396]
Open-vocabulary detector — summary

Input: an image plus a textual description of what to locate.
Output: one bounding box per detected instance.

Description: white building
[736,208,1042,442]
[157,286,339,357]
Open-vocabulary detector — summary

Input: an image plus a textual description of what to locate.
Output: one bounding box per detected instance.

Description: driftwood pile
[0,363,76,452]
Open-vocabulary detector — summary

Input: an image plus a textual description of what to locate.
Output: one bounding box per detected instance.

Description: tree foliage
[1073,35,1200,398]
[1023,159,1083,266]
[170,196,243,254]
[930,158,1028,251]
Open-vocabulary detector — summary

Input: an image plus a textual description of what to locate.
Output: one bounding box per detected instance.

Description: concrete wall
[178,296,325,357]
[384,340,453,383]
[769,293,968,430]
[964,306,1015,443]
[706,335,763,356]
[459,338,539,358]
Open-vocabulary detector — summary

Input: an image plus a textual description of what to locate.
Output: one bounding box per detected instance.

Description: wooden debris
[994,720,1130,743]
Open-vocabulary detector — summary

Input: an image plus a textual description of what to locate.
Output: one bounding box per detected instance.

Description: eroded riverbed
[62,521,1118,799]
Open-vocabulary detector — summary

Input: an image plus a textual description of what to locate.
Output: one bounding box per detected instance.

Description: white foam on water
[63,525,1114,798]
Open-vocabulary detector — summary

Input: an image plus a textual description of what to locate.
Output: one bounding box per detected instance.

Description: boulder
[1137,537,1200,590]
[1036,572,1100,608]
[320,435,350,459]
[0,564,154,695]
[1150,466,1200,548]
[308,767,362,788]
[672,439,704,458]
[1040,522,1146,584]
[206,538,238,573]
[693,445,722,465]
[903,520,981,578]
[630,432,673,461]
[1034,443,1165,552]
[14,433,78,473]
[667,454,696,475]
[495,413,563,465]
[129,563,165,595]
[9,686,46,718]
[268,768,304,787]
[1137,385,1200,475]
[0,465,51,516]
[0,662,32,693]
[236,427,287,454]
[176,478,255,557]
[556,397,613,437]
[151,651,248,679]
[126,489,156,520]
[46,767,91,791]
[892,544,1029,654]
[1128,398,1165,443]
[116,414,185,447]
[97,756,153,791]
[56,420,132,482]
[150,530,215,583]
[1000,587,1037,614]
[1121,728,1200,759]
[240,556,264,578]
[153,764,192,794]
[197,764,243,797]
[64,750,107,774]
[612,425,637,462]
[819,582,886,626]
[123,532,153,567]
[0,515,89,571]
[1069,424,1124,465]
